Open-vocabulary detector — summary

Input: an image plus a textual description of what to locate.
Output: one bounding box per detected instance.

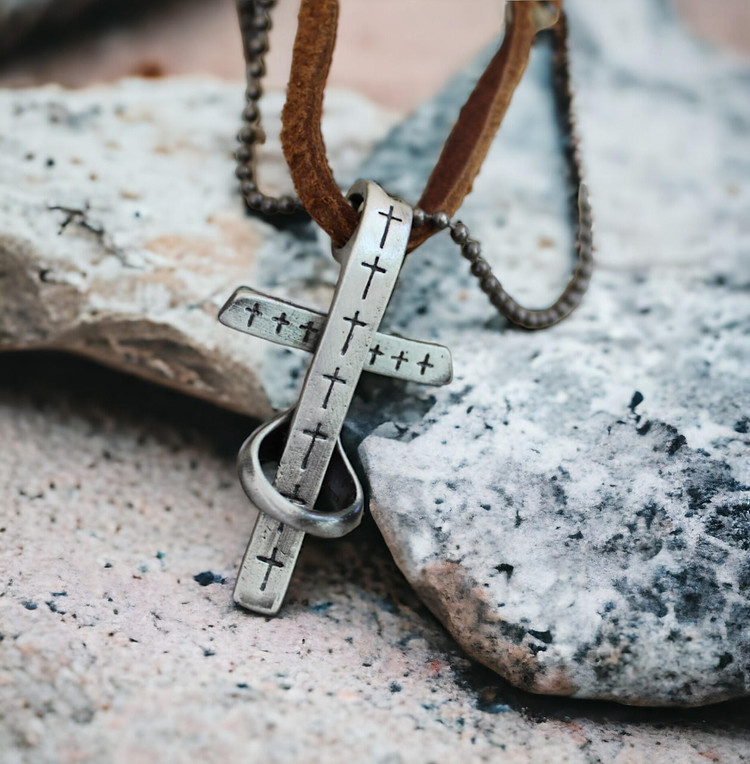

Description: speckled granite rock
[0,79,398,417]
[346,0,750,706]
[1,354,750,762]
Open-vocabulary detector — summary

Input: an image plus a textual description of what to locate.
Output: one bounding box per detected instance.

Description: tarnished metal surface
[219,288,452,386]
[230,181,423,614]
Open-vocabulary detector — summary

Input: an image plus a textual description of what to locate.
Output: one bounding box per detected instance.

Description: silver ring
[237,409,364,539]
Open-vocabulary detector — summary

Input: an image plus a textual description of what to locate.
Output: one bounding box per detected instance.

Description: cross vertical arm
[229,181,451,616]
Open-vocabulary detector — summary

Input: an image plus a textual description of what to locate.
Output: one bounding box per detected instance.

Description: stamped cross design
[321,368,347,409]
[377,205,403,249]
[219,290,451,387]
[219,181,453,615]
[256,543,284,592]
[360,256,387,299]
[245,302,262,327]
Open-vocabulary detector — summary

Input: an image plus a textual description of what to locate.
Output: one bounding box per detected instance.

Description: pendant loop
[237,408,364,539]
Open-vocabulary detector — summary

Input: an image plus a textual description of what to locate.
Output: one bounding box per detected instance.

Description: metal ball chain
[233,0,593,329]
[409,19,595,331]
[235,0,301,215]
[411,184,593,330]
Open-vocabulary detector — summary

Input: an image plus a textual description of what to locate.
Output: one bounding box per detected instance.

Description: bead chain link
[235,0,301,215]
[233,0,593,329]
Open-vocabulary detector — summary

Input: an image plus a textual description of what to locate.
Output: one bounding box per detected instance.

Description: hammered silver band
[237,409,364,538]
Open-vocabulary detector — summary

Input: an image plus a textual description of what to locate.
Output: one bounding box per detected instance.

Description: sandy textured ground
[1,353,749,762]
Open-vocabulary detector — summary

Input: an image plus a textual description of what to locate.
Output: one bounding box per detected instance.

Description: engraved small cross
[360,256,387,299]
[245,302,262,327]
[322,368,347,409]
[256,545,284,592]
[378,205,403,249]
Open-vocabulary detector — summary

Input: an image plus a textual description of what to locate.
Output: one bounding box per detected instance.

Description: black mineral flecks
[193,571,226,587]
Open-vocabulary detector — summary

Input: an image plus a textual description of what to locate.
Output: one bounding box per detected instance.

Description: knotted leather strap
[280,0,561,253]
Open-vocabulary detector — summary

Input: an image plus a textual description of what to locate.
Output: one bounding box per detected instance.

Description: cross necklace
[219,181,452,614]
[223,0,593,615]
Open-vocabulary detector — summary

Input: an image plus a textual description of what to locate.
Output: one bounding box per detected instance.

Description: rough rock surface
[0,79,398,417]
[1,0,749,707]
[1,353,749,762]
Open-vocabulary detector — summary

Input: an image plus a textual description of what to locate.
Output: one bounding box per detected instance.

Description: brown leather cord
[411,2,557,249]
[280,0,359,245]
[280,0,560,253]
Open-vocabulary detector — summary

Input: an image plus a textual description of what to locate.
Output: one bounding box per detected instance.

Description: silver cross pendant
[218,180,453,615]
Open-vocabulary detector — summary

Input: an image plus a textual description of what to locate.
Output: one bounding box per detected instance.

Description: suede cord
[280,0,561,253]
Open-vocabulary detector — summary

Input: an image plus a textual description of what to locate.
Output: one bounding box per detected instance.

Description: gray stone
[0,79,398,418]
[349,0,750,706]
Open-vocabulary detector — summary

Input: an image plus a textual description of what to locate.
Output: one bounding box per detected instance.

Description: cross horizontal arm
[219,287,452,386]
